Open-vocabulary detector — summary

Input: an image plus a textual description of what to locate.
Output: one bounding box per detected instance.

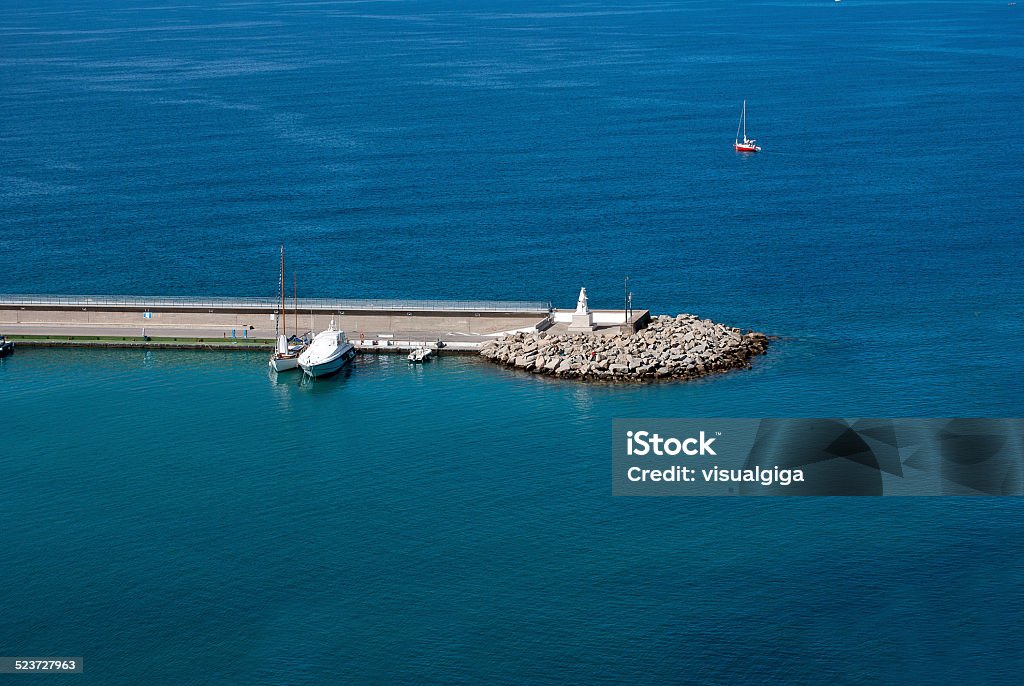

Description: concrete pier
[0,294,555,352]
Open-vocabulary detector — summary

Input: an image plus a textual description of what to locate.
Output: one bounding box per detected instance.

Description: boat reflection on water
[267,359,355,389]
[298,363,354,389]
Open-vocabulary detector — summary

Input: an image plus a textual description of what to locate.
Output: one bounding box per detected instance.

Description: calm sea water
[1,0,1023,683]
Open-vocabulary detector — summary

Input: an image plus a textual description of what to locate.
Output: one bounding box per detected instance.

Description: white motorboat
[269,334,307,372]
[298,320,356,377]
[408,347,432,363]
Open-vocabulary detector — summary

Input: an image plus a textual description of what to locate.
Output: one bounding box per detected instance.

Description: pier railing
[0,294,553,314]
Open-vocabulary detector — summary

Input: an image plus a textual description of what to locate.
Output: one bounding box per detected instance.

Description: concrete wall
[552,309,636,325]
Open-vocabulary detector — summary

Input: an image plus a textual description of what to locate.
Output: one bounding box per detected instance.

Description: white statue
[569,286,596,332]
[575,287,590,315]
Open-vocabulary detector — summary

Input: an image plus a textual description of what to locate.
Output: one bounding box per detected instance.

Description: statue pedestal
[568,312,596,332]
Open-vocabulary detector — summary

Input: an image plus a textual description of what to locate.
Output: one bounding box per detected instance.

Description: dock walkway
[0,294,554,352]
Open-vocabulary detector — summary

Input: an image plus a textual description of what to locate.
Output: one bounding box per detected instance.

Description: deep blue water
[1,0,1023,683]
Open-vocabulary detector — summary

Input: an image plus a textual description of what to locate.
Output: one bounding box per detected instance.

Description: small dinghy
[408,347,432,363]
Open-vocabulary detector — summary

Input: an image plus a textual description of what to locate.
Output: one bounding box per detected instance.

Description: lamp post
[624,275,631,325]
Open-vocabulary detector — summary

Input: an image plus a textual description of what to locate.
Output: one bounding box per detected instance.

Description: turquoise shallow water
[1,0,1024,682]
[2,349,1023,684]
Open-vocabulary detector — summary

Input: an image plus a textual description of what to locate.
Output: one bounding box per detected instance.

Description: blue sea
[1,1,1023,683]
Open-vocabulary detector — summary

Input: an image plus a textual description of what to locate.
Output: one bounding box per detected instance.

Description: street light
[624,276,632,326]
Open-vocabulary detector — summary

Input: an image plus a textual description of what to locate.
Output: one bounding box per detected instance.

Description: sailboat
[734,100,761,153]
[268,245,308,372]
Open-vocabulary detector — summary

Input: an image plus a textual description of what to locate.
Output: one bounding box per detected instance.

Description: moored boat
[0,334,13,357]
[268,244,308,372]
[269,334,307,372]
[408,346,432,363]
[298,320,356,377]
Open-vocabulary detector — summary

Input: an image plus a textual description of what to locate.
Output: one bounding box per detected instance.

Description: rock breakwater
[480,314,769,382]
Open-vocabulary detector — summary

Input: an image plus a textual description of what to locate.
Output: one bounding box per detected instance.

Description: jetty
[0,294,560,352]
[0,292,768,382]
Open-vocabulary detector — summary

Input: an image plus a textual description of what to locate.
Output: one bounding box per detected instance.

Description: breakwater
[1,295,770,381]
[480,314,769,381]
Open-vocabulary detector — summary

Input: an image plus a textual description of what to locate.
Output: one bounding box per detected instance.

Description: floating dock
[0,294,650,353]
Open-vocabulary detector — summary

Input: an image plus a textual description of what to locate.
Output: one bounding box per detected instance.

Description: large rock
[479,312,770,383]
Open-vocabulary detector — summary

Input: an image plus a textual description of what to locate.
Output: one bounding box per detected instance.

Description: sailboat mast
[293,273,297,337]
[742,100,747,140]
[736,101,744,141]
[278,244,285,337]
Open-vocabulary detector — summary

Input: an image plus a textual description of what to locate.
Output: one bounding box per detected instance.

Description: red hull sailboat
[734,100,761,152]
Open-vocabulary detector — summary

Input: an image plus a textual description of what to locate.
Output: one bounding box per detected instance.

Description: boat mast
[742,100,747,141]
[736,100,744,142]
[293,273,297,338]
[279,244,286,337]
